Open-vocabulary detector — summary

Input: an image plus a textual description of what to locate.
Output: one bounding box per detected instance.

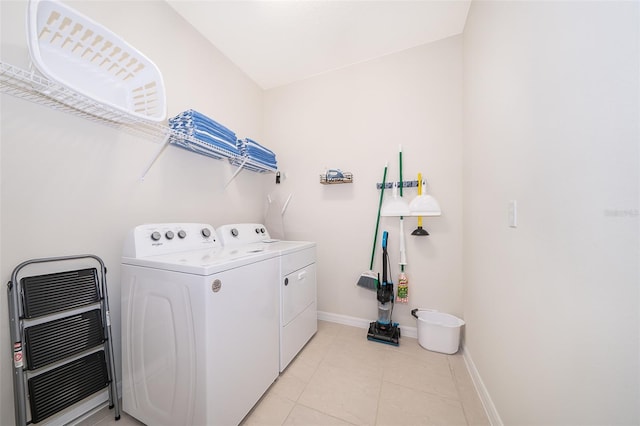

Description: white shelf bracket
[140,134,171,181]
[281,193,293,216]
[225,157,248,188]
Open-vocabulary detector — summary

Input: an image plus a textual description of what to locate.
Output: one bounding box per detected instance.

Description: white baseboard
[317,311,418,339]
[462,345,503,426]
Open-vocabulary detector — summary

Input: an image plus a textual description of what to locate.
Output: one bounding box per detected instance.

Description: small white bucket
[411,309,465,354]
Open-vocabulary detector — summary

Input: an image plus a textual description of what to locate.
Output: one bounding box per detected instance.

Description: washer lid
[258,240,316,255]
[122,245,279,275]
[222,239,316,257]
[216,223,316,255]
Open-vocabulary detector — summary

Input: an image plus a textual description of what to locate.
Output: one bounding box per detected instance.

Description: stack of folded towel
[168,109,240,159]
[234,138,277,170]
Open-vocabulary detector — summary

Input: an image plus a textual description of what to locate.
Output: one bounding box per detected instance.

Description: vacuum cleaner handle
[381,231,389,286]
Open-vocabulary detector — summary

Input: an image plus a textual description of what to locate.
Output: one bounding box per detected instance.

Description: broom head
[357,270,378,290]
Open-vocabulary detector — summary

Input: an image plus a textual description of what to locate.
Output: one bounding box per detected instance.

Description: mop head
[357,271,378,290]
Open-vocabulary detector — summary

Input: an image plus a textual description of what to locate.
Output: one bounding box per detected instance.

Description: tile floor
[82,321,489,426]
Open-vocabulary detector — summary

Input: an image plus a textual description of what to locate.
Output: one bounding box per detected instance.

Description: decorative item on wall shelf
[320,169,353,184]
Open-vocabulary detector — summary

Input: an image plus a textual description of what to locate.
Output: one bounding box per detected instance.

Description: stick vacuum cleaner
[367,231,401,346]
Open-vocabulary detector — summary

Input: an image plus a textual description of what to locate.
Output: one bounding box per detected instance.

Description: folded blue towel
[171,126,239,154]
[171,119,236,145]
[248,156,277,167]
[168,111,278,171]
[171,109,236,141]
[169,109,240,158]
[237,138,277,168]
[239,148,273,160]
[235,151,276,162]
[244,138,275,156]
[229,137,277,172]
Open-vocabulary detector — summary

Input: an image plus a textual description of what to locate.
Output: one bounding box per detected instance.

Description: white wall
[3,1,638,424]
[0,1,270,423]
[264,36,464,329]
[463,1,639,424]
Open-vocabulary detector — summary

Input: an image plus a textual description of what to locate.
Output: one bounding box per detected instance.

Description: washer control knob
[165,231,175,240]
[178,230,187,239]
[260,227,266,234]
[231,228,239,237]
[255,228,261,234]
[201,228,212,238]
[150,231,161,241]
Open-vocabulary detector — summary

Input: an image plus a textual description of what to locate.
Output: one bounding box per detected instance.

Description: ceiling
[166,1,471,90]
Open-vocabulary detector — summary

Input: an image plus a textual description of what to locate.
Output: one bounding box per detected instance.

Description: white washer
[217,224,317,371]
[120,223,280,426]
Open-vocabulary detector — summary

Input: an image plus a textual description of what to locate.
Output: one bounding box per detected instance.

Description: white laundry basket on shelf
[411,309,465,354]
[26,0,166,122]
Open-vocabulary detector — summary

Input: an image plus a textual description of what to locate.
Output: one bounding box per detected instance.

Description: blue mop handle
[382,231,388,250]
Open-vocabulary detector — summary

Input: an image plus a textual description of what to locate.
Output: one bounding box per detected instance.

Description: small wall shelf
[0,61,276,180]
[320,171,353,184]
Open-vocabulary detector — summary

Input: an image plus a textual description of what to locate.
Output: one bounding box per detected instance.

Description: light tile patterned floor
[83,321,489,425]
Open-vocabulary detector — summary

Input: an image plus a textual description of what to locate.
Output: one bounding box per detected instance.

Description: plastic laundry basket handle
[411,308,439,319]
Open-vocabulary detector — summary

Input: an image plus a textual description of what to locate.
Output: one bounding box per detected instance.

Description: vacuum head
[367,321,400,346]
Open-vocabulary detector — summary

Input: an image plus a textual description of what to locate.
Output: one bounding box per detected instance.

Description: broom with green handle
[357,163,388,290]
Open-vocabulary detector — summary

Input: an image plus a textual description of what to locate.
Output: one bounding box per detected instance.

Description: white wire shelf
[0,61,277,178]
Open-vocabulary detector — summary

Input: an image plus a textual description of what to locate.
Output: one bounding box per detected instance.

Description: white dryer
[217,224,317,371]
[120,223,280,426]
